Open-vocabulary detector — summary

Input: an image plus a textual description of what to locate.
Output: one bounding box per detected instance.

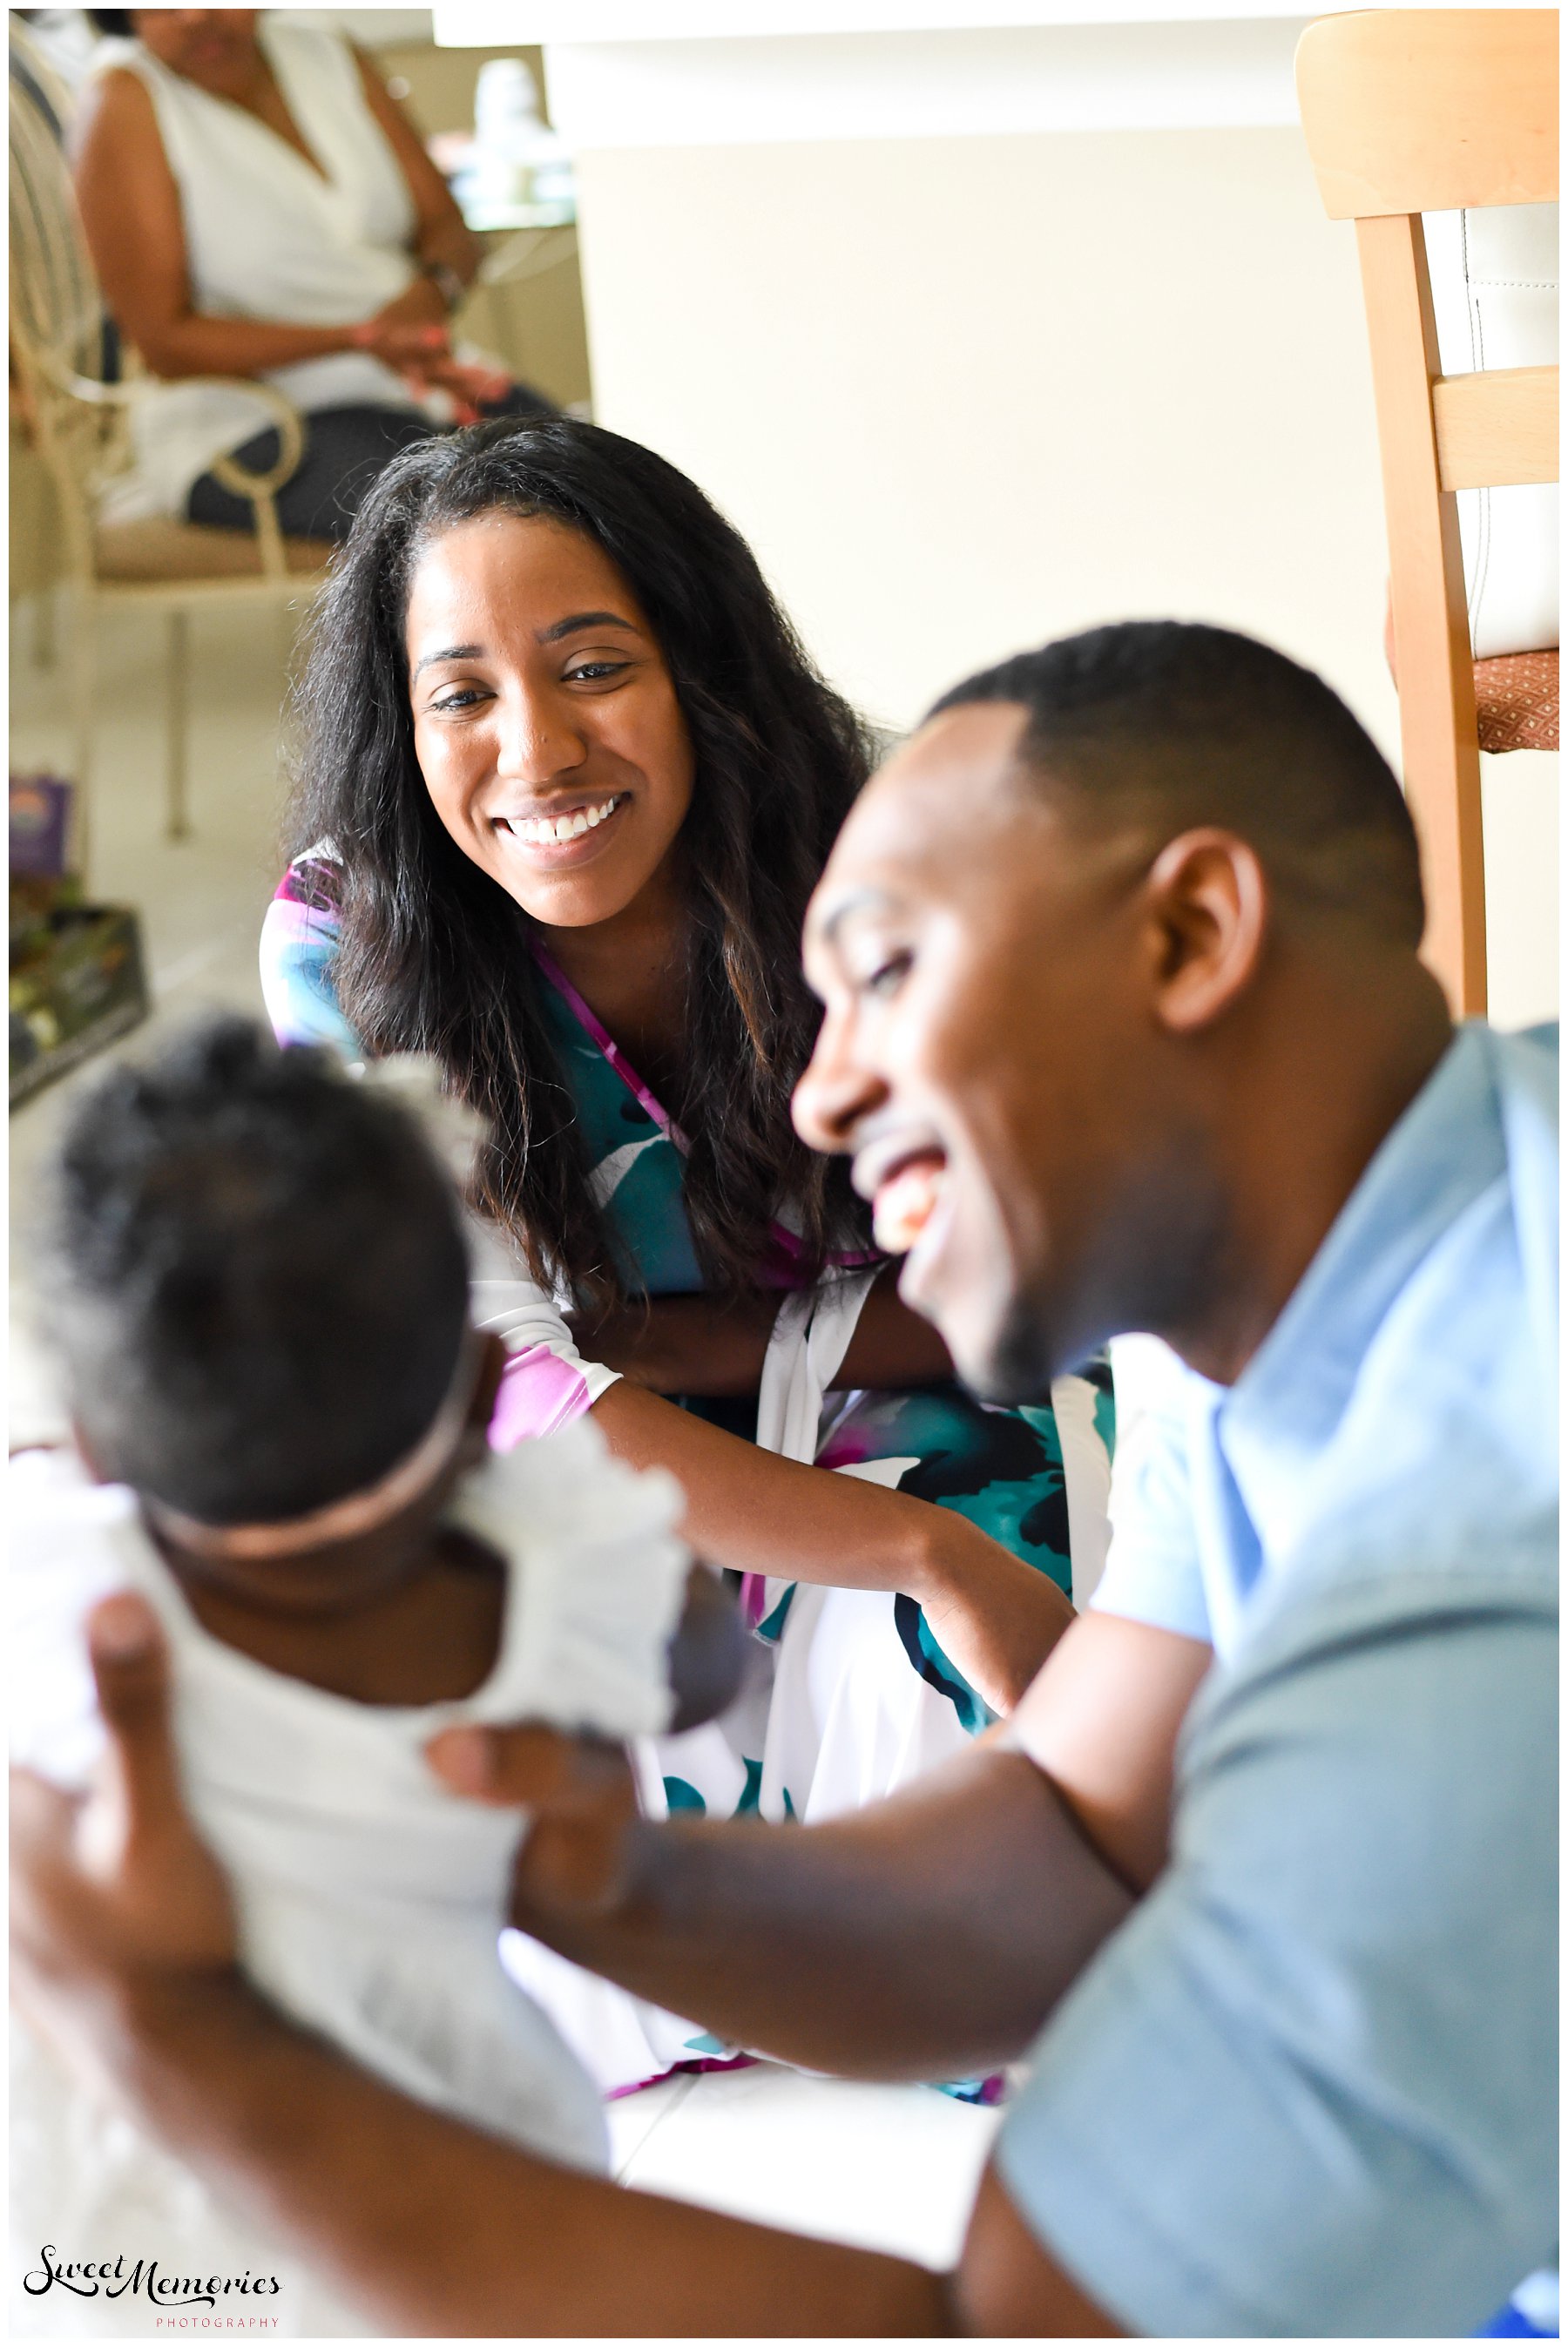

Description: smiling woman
[406,514,697,1026]
[259,415,1114,2093]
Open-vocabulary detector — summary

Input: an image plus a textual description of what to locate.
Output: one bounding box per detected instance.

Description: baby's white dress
[8,1419,691,2337]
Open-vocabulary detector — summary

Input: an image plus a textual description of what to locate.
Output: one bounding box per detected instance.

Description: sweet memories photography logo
[23,2245,284,2327]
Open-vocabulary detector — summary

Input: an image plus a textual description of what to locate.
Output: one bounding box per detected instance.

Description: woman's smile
[492,789,629,856]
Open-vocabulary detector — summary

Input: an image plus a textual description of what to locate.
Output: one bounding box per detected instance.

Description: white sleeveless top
[93,19,437,520]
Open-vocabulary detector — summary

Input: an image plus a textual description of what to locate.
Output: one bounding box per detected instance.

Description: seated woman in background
[72,10,550,543]
[262,415,1115,2095]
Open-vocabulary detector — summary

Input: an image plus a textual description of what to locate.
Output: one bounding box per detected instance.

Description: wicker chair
[8,24,332,859]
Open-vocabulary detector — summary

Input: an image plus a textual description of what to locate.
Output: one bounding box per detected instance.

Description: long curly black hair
[287,415,875,1306]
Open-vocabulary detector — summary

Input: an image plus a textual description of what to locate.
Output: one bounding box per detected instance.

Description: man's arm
[26,1942,1115,2337]
[429,1611,1209,2078]
[49,1972,946,2337]
[498,1740,1132,2083]
[1010,1610,1213,1890]
[10,1598,1122,2337]
[502,1736,1126,2084]
[956,2168,1125,2337]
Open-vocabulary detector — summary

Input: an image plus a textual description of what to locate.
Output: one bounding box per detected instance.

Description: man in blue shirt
[12,623,1556,2336]
[989,949,1557,2335]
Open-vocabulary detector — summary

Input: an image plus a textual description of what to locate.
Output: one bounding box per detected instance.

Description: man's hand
[10,1593,238,2089]
[427,1721,641,1915]
[423,1559,742,1910]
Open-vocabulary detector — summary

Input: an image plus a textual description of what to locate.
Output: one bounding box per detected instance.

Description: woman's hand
[354,298,512,417]
[368,276,450,338]
[409,355,515,424]
[907,1515,1076,1718]
[355,298,452,384]
[594,1380,1073,1713]
[10,1593,239,2094]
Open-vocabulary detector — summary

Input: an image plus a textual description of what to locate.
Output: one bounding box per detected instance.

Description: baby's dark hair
[44,1017,470,1525]
[930,620,1424,945]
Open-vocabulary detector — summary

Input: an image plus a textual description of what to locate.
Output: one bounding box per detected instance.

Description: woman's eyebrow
[412,643,483,679]
[537,611,639,645]
[411,614,638,677]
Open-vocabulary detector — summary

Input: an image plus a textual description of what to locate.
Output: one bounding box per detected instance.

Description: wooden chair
[8,24,332,864]
[1295,10,1558,1016]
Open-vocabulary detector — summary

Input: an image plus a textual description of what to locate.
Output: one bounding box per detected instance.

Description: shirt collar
[1220,1023,1499,1454]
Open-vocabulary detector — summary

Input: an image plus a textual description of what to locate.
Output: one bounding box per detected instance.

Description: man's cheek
[946,1161,1018,1294]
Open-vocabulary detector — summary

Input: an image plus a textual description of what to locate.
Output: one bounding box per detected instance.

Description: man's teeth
[873,1161,945,1255]
[505,795,623,845]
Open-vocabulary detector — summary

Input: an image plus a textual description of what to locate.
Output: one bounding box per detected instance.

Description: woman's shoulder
[261,846,362,1059]
[76,48,160,145]
[84,32,150,83]
[272,842,344,917]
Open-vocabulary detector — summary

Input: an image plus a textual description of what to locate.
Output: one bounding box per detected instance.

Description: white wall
[506,14,1556,1025]
[578,121,1398,738]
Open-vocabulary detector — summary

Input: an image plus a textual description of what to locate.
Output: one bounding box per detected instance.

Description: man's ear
[1142,828,1269,1034]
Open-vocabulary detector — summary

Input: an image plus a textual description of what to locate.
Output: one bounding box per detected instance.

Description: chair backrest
[9,26,135,571]
[1295,10,1558,1014]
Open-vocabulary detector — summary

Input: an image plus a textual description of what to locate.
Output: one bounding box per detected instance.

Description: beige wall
[579,127,1400,740]
[574,124,1556,1025]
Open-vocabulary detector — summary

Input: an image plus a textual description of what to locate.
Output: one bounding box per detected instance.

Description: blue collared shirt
[997,1022,1558,2337]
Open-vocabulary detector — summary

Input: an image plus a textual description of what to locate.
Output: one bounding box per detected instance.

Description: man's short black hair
[84,12,135,37]
[44,1017,471,1525]
[929,620,1424,944]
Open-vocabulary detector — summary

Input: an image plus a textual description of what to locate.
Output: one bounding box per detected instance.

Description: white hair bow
[347,1053,488,1189]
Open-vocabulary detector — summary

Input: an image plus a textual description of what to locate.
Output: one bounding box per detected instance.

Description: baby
[9,1017,741,2336]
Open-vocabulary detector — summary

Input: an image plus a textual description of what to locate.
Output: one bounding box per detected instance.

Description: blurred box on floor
[10,777,149,1107]
[10,773,73,877]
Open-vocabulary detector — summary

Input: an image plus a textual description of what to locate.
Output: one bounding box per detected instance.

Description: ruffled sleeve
[466,1217,622,1442]
[449,1416,691,1739]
